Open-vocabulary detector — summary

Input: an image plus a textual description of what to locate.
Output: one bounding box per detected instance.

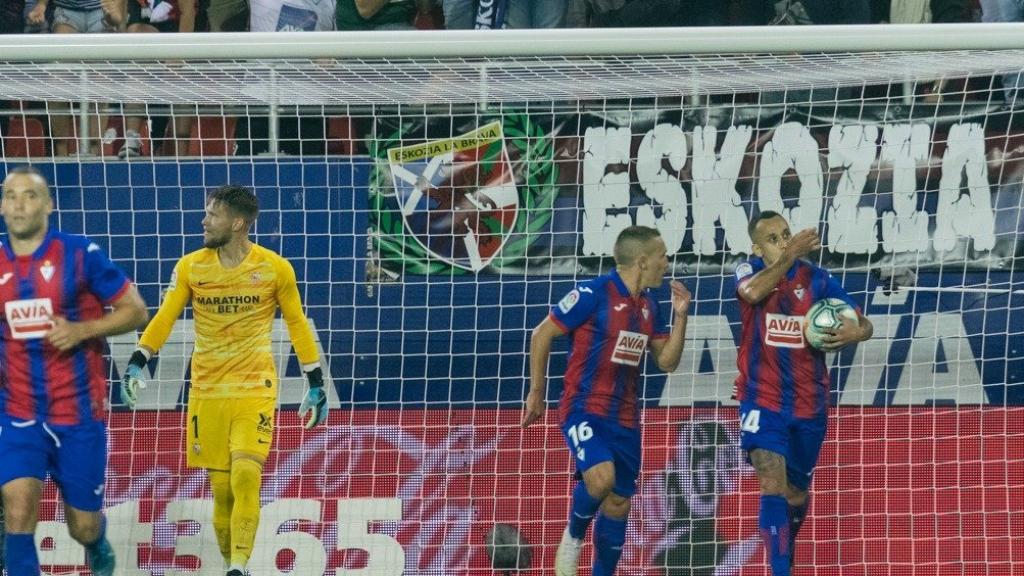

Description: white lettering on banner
[936,123,996,252]
[107,318,335,410]
[764,313,804,349]
[880,124,931,253]
[337,498,405,575]
[691,125,752,255]
[582,126,632,256]
[660,314,739,406]
[4,297,54,340]
[635,123,688,253]
[758,122,823,233]
[658,314,987,407]
[579,121,997,257]
[840,314,901,406]
[827,124,878,254]
[611,330,649,366]
[892,312,986,404]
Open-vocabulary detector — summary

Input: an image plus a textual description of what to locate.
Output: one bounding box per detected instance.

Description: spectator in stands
[119,0,197,158]
[199,0,248,30]
[336,0,433,30]
[734,0,870,25]
[28,0,126,156]
[235,0,338,156]
[980,0,1023,107]
[0,1,24,145]
[872,0,970,102]
[252,0,336,30]
[565,0,724,27]
[443,0,566,28]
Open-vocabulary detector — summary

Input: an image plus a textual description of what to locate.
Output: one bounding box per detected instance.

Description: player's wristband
[128,349,150,369]
[305,367,324,388]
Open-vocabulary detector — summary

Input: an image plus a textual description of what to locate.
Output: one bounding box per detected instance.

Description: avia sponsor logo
[611,330,648,366]
[194,294,260,314]
[4,297,54,340]
[764,313,804,349]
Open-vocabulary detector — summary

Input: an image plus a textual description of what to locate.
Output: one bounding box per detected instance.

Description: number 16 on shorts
[567,420,593,462]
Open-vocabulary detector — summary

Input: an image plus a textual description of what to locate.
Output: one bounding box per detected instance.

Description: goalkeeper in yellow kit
[119,185,328,576]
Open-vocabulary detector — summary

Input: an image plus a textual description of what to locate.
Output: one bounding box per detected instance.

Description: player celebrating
[120,185,328,576]
[734,211,873,575]
[523,225,691,576]
[0,166,149,576]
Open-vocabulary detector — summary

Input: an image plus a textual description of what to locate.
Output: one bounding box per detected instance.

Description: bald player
[523,225,691,576]
[120,184,328,576]
[0,166,149,576]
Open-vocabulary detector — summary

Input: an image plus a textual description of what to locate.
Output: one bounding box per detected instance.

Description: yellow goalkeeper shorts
[185,395,276,470]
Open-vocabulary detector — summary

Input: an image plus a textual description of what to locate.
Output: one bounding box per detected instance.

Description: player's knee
[600,494,631,519]
[230,457,264,501]
[1,487,41,532]
[757,475,787,496]
[582,465,616,501]
[66,515,102,546]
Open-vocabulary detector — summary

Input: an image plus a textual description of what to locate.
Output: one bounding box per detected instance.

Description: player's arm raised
[649,279,691,372]
[738,228,820,305]
[522,317,565,428]
[276,258,328,430]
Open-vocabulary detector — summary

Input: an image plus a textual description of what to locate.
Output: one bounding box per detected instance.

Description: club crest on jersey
[4,297,54,340]
[642,306,649,320]
[765,313,804,349]
[39,260,55,282]
[251,272,261,284]
[558,290,580,313]
[794,284,806,301]
[388,121,519,272]
[611,330,648,366]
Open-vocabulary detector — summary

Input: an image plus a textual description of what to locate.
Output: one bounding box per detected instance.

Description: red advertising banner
[33,408,1024,575]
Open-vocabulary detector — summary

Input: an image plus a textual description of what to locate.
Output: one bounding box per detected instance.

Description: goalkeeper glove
[120,350,149,410]
[298,367,328,429]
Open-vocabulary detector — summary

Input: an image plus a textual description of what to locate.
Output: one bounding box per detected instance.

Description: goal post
[1,25,1023,575]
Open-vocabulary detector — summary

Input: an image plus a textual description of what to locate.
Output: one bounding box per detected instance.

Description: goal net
[1,26,1022,576]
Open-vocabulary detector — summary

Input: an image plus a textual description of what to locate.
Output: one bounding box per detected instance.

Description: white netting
[1,26,1022,576]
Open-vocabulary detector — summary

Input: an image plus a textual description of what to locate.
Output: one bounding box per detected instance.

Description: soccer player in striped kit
[0,166,149,576]
[734,211,873,575]
[523,225,691,576]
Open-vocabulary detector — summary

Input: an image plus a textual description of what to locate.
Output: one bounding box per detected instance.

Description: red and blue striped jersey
[0,230,132,425]
[549,270,670,429]
[734,258,858,419]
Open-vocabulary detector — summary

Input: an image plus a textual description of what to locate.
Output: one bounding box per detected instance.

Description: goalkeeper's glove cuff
[129,349,151,369]
[305,366,324,388]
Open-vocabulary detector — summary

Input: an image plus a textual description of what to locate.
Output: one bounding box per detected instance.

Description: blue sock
[592,512,627,576]
[789,499,809,559]
[5,532,40,576]
[567,481,601,540]
[759,495,790,576]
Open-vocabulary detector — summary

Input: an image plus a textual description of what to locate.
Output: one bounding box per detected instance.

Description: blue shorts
[561,412,641,498]
[738,402,827,491]
[0,415,108,512]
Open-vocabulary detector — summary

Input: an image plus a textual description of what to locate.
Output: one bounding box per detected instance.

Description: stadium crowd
[0,0,1007,158]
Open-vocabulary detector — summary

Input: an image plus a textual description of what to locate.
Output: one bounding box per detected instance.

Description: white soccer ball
[804,298,858,350]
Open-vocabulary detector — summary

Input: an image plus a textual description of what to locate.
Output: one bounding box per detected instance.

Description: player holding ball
[734,211,873,575]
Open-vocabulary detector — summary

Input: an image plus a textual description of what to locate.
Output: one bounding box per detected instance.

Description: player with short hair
[523,225,691,576]
[734,211,873,575]
[120,184,328,576]
[0,166,149,576]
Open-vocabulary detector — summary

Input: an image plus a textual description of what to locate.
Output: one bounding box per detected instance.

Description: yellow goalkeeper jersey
[139,244,319,399]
